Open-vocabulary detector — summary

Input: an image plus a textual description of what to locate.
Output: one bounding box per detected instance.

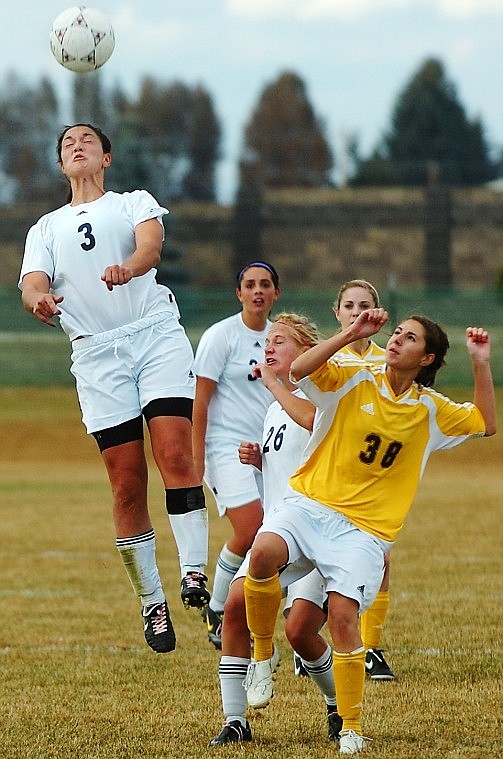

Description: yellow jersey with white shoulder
[290,358,485,543]
[335,340,386,365]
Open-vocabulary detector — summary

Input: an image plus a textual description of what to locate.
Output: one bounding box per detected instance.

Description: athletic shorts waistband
[71,310,177,349]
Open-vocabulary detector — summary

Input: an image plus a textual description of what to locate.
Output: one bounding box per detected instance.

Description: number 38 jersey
[261,389,311,516]
[19,190,174,340]
[290,358,486,543]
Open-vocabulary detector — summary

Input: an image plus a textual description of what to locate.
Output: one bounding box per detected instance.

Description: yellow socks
[244,572,282,661]
[360,590,389,650]
[332,647,366,734]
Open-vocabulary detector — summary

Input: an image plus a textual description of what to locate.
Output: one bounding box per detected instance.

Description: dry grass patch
[0,388,501,758]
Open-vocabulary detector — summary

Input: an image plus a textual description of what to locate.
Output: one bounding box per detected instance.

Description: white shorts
[255,491,391,612]
[204,450,263,516]
[70,311,195,433]
[233,548,315,593]
[283,569,327,616]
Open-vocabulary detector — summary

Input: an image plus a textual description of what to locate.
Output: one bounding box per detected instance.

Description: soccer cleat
[339,729,371,754]
[209,719,252,746]
[365,648,395,680]
[293,651,309,677]
[142,600,176,653]
[181,571,210,609]
[327,709,343,742]
[243,657,275,709]
[202,606,223,650]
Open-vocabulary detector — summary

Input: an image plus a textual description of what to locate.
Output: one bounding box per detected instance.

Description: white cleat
[339,729,371,754]
[243,657,275,709]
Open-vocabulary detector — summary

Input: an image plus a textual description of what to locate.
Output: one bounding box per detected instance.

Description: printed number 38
[359,433,402,469]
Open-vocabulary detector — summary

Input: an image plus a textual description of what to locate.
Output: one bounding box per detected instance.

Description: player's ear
[419,352,435,367]
[103,153,112,168]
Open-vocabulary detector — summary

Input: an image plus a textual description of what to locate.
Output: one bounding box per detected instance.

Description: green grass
[0,388,502,758]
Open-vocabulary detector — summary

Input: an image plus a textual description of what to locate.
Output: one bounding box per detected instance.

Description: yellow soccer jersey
[290,359,485,543]
[335,340,386,365]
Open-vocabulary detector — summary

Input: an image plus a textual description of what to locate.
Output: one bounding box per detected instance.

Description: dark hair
[408,314,450,387]
[236,261,280,289]
[56,123,112,163]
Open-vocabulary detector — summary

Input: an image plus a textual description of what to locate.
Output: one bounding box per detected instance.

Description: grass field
[0,387,502,759]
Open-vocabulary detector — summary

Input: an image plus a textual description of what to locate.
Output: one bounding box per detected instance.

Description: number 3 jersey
[290,357,486,543]
[19,190,175,340]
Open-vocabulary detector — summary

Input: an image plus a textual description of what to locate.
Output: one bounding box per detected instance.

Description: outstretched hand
[31,293,64,327]
[351,308,389,339]
[466,327,491,361]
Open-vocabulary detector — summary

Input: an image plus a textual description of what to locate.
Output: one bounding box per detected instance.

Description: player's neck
[241,311,268,331]
[385,366,415,397]
[70,175,106,206]
[349,337,371,356]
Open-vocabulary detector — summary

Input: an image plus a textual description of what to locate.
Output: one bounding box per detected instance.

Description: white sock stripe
[116,529,155,548]
[216,556,242,574]
[219,662,250,678]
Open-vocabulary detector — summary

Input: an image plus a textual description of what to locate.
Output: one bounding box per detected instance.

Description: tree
[241,71,333,189]
[182,86,221,201]
[354,58,495,186]
[132,78,221,202]
[0,73,62,204]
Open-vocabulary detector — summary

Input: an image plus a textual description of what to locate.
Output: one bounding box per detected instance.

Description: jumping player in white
[193,262,280,649]
[19,123,209,654]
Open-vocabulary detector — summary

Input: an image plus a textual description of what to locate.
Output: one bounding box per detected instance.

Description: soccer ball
[50,6,115,73]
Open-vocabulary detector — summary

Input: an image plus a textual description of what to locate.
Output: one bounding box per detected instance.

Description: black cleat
[293,651,309,677]
[365,648,395,680]
[327,709,343,742]
[209,720,252,746]
[181,572,210,609]
[142,600,176,653]
[202,606,223,650]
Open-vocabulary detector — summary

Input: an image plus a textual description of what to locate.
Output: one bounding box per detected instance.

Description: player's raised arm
[466,327,497,436]
[290,308,388,381]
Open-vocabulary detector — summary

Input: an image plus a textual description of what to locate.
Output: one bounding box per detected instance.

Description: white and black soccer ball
[50,6,115,73]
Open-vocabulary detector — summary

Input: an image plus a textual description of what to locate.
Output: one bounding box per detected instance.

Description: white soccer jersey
[194,313,273,452]
[261,389,311,516]
[19,190,175,340]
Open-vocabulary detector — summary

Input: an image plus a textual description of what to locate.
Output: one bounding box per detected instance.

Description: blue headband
[237,262,278,286]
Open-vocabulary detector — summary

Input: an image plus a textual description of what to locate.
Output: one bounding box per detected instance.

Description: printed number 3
[78,222,96,251]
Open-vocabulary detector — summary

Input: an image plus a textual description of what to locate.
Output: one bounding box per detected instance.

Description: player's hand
[238,441,262,469]
[351,308,388,339]
[253,362,278,389]
[31,293,64,327]
[101,264,134,291]
[466,327,491,361]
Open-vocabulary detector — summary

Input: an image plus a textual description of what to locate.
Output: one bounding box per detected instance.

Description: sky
[1,0,502,202]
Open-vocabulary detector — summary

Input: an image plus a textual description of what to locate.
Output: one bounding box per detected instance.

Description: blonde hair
[271,312,319,348]
[334,279,380,310]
